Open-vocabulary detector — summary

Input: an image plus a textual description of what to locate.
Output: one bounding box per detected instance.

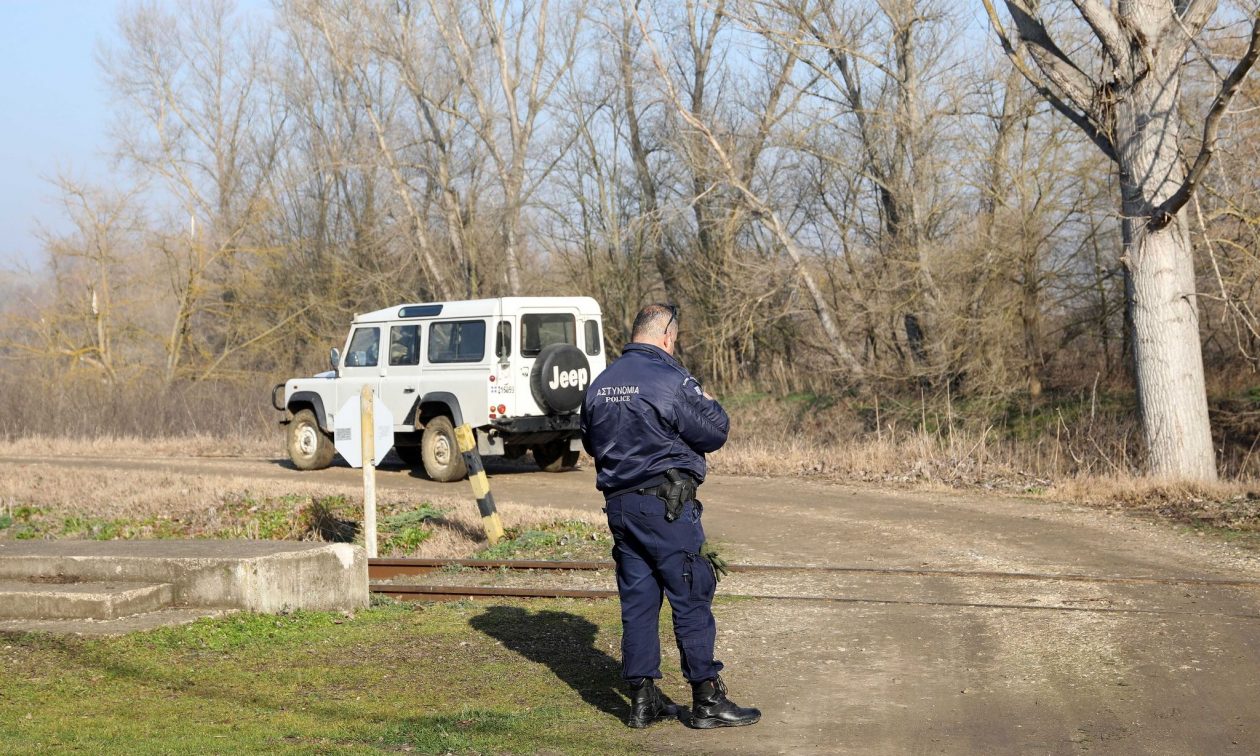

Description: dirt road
[10,454,1260,754]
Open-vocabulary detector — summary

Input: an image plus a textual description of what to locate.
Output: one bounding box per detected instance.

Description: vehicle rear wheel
[532,441,580,472]
[287,409,335,470]
[422,416,468,482]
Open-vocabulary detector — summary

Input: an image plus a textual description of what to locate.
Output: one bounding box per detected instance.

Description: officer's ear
[662,325,677,355]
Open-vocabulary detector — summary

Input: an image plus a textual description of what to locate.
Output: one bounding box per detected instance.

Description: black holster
[659,469,698,522]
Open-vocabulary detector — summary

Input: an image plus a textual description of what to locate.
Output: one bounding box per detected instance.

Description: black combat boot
[688,676,761,729]
[627,678,679,728]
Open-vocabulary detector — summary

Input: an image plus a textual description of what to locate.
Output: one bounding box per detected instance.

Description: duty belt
[606,469,700,522]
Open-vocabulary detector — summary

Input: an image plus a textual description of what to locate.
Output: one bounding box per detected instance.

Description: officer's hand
[700,540,728,581]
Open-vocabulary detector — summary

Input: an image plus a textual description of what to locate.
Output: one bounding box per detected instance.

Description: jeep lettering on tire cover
[529,343,591,413]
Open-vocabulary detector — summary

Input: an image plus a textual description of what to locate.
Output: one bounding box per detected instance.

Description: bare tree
[427,0,587,295]
[983,0,1260,480]
[8,179,148,383]
[632,0,869,382]
[760,0,966,379]
[375,1,489,297]
[291,0,457,301]
[103,0,292,385]
[615,3,677,304]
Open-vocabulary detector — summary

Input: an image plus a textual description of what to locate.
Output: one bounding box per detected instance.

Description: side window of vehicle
[496,320,512,359]
[521,313,576,357]
[345,327,380,368]
[389,325,420,366]
[583,320,601,356]
[428,320,487,363]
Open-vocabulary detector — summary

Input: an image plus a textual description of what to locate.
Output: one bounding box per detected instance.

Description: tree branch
[1151,14,1260,231]
[1178,0,1218,38]
[1000,0,1099,109]
[981,0,1117,162]
[1068,0,1128,68]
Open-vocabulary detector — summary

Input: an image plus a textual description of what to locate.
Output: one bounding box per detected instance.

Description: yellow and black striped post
[455,424,505,545]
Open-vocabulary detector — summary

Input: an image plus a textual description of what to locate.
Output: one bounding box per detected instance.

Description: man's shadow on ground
[471,605,666,723]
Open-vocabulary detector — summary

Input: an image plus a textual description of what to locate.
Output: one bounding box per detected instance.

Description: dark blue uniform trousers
[605,492,722,683]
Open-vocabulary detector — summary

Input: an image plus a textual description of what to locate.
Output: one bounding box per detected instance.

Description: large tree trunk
[1121,212,1216,480]
[1116,56,1217,481]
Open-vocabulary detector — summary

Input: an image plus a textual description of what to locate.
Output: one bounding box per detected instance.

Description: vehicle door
[379,322,423,429]
[335,324,383,420]
[420,316,492,428]
[490,307,516,420]
[512,306,581,417]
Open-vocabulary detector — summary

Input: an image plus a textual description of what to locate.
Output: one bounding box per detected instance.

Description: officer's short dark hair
[631,303,676,341]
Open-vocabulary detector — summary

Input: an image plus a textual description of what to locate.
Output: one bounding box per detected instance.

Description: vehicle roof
[352,296,602,324]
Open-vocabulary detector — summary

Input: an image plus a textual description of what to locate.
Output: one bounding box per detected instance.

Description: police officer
[581,303,760,730]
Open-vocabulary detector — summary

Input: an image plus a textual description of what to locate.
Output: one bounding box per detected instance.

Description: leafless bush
[0,372,276,443]
[713,390,1150,485]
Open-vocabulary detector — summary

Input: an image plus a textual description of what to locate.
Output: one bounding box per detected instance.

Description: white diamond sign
[333,391,394,468]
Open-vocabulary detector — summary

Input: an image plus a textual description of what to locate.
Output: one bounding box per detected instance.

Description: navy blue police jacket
[580,342,729,495]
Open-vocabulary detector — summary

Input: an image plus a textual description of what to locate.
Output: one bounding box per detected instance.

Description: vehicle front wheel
[287,409,335,470]
[532,441,580,472]
[421,416,468,482]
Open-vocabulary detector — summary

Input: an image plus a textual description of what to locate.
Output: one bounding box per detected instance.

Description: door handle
[404,388,416,394]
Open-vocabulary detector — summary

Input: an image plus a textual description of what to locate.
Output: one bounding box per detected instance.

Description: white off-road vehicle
[273,296,606,481]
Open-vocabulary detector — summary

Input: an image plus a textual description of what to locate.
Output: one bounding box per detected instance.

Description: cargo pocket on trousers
[684,552,716,603]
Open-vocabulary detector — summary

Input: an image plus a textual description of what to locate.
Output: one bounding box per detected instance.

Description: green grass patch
[477,520,611,561]
[380,505,447,553]
[0,600,642,755]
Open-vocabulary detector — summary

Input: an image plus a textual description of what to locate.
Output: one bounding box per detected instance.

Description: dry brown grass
[0,463,602,559]
[1048,477,1260,531]
[711,427,1260,538]
[0,434,278,459]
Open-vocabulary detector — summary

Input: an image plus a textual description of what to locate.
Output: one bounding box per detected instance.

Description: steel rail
[368,582,1260,620]
[367,557,1260,589]
[373,584,618,601]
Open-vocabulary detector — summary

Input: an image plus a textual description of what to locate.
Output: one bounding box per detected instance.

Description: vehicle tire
[532,441,580,472]
[422,416,468,482]
[287,409,335,470]
[529,344,591,414]
[394,445,423,467]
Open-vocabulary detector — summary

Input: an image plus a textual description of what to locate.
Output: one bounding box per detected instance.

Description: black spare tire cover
[529,343,592,413]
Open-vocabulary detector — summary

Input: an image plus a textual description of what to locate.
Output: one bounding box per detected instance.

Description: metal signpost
[334,388,393,558]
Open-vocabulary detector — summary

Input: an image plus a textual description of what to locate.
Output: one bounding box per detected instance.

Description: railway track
[366,558,1260,618]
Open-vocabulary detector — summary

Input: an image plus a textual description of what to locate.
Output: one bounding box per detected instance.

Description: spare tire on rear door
[529,343,591,413]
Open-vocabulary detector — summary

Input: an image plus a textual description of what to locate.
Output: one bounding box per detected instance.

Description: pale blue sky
[0,0,124,272]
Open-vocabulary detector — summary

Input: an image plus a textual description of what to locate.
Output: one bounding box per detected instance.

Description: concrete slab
[0,540,368,613]
[0,607,234,636]
[0,579,173,620]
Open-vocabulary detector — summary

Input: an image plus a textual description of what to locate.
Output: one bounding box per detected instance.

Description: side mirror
[329,347,340,372]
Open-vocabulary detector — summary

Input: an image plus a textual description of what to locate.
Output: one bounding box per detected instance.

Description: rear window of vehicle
[521,313,576,357]
[496,321,511,359]
[584,320,601,356]
[428,320,487,363]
